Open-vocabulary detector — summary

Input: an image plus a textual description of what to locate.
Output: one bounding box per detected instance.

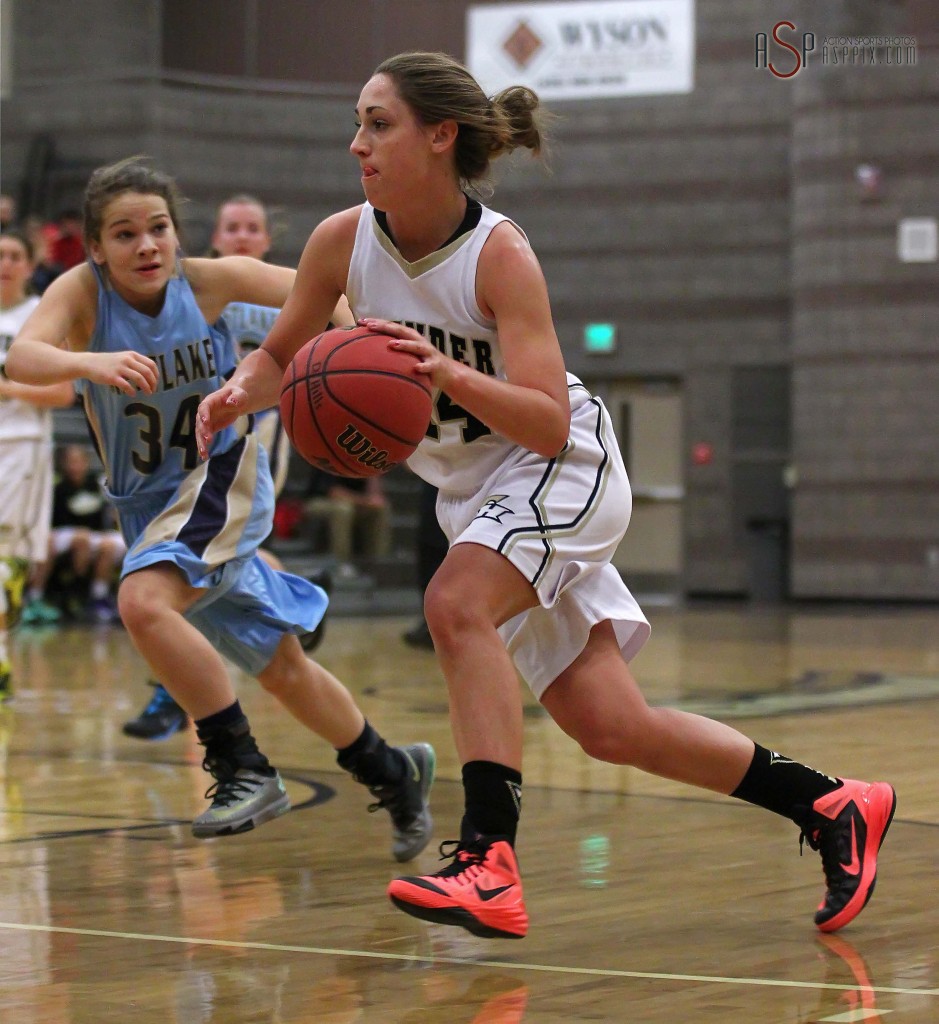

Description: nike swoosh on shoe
[475,883,514,901]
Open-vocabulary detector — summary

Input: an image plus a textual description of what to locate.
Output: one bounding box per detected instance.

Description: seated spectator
[36,444,126,623]
[303,467,390,572]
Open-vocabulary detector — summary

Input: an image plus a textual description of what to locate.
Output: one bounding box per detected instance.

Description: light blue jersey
[220,301,289,494]
[80,265,326,674]
[82,265,243,504]
[221,301,279,359]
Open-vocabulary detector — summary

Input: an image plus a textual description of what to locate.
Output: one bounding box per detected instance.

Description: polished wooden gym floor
[2,602,938,1023]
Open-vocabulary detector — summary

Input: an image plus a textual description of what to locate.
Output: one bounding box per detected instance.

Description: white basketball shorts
[436,387,651,699]
[0,437,53,563]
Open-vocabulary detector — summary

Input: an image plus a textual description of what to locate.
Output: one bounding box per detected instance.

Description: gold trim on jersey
[202,432,261,566]
[82,394,113,486]
[135,420,257,568]
[138,458,211,552]
[372,217,477,280]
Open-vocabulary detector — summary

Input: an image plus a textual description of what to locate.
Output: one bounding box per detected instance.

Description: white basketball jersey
[0,296,50,442]
[348,203,651,687]
[346,201,528,494]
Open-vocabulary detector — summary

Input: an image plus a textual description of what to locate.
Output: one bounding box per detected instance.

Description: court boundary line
[2,921,937,998]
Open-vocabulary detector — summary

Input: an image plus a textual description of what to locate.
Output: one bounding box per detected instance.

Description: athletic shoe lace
[799,822,849,891]
[366,765,421,826]
[367,785,411,826]
[431,839,488,878]
[201,767,263,808]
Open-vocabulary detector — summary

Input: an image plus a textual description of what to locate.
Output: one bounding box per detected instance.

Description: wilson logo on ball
[336,424,395,472]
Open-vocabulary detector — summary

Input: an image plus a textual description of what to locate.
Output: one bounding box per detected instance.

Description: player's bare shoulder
[477,219,545,319]
[482,219,536,264]
[317,205,364,239]
[182,254,236,292]
[181,255,238,323]
[43,262,99,307]
[306,206,363,262]
[298,206,363,290]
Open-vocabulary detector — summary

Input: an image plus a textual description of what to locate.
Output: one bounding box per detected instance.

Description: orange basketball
[280,325,433,477]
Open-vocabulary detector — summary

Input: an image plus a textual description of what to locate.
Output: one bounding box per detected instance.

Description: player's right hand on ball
[196,385,246,459]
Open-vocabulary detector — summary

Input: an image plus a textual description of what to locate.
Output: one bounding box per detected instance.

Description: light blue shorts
[117,436,326,675]
[182,554,327,676]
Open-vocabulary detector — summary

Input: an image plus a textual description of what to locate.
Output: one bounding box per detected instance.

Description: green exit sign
[584,322,616,354]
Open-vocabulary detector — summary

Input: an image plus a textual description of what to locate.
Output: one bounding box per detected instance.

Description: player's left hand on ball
[357,317,456,388]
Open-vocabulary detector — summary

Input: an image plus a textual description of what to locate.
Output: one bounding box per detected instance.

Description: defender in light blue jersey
[7,158,435,857]
[120,193,349,740]
[82,261,298,664]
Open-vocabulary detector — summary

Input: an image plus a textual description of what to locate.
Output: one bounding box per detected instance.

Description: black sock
[195,701,273,776]
[461,760,522,845]
[195,700,245,736]
[731,743,842,826]
[336,720,404,788]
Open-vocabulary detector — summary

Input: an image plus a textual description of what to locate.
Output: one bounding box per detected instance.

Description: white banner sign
[467,0,695,100]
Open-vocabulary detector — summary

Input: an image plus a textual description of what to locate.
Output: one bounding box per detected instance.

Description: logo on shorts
[476,494,515,523]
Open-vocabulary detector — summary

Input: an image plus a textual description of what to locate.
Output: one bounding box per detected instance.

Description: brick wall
[3,0,936,599]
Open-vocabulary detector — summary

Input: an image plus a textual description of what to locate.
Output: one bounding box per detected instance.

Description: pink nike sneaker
[801,779,897,932]
[388,837,528,939]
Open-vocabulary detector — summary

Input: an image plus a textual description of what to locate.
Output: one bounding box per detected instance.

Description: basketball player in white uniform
[345,195,651,689]
[0,231,74,699]
[197,52,896,941]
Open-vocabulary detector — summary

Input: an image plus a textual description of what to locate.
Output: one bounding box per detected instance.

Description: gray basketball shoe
[192,768,291,838]
[368,742,436,862]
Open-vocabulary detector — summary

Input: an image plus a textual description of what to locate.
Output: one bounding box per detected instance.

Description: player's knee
[586,719,675,772]
[424,569,493,635]
[116,584,145,632]
[569,711,649,767]
[423,588,474,649]
[116,576,161,634]
[575,721,627,764]
[257,635,306,697]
